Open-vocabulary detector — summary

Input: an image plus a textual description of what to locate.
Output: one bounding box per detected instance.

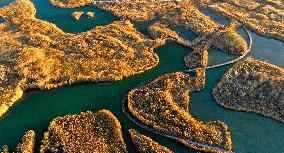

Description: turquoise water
[0,0,284,152]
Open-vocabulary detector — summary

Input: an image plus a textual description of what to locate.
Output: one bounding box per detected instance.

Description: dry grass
[128,72,232,152]
[40,110,127,153]
[213,58,284,123]
[129,129,173,153]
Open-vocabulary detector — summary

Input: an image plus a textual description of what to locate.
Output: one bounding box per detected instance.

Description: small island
[129,129,173,153]
[85,11,95,18]
[71,11,84,20]
[71,11,95,20]
[213,59,284,123]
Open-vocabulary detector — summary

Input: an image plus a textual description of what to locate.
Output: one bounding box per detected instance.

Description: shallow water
[0,0,284,152]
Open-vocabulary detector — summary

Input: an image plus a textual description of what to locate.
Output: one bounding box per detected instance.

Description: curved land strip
[0,0,165,117]
[0,130,35,153]
[196,0,284,42]
[129,129,173,153]
[213,59,284,123]
[186,27,252,72]
[40,110,127,153]
[125,72,233,153]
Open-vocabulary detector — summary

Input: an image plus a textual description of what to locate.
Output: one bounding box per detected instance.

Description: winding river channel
[0,0,284,152]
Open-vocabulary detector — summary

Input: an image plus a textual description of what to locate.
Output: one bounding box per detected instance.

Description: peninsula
[1,110,177,153]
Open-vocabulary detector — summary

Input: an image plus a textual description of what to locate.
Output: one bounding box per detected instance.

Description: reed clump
[213,58,284,123]
[85,11,95,18]
[40,110,127,153]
